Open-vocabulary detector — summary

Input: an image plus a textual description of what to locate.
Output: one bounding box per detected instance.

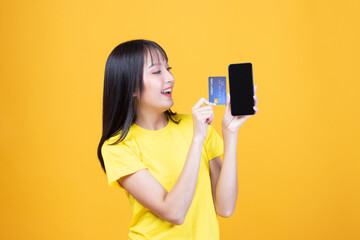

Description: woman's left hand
[222,85,259,133]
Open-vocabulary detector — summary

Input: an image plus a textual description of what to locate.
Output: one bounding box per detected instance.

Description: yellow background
[1,0,359,239]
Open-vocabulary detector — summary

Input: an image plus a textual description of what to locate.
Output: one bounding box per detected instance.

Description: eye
[152,70,161,74]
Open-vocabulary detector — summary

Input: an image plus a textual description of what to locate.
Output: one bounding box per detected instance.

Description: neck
[135,108,168,130]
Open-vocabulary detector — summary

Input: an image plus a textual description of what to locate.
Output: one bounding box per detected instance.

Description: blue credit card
[209,76,227,105]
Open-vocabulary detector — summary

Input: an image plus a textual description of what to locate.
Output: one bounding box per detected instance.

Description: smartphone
[228,63,255,116]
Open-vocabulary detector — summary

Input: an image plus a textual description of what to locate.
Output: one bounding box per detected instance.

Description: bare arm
[210,87,259,217]
[209,131,238,218]
[119,98,215,225]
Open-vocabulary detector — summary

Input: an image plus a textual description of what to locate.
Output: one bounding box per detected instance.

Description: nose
[166,70,174,83]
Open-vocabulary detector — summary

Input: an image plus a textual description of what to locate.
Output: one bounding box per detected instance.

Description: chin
[162,100,174,111]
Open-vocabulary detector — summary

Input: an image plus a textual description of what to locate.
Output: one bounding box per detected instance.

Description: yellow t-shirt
[102,114,224,240]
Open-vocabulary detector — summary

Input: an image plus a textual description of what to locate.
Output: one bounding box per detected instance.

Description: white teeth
[161,89,172,94]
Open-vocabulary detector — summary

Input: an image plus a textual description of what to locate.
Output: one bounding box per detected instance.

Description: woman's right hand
[191,98,216,142]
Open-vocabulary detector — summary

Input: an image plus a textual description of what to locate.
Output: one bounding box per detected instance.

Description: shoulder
[167,113,193,131]
[101,125,138,156]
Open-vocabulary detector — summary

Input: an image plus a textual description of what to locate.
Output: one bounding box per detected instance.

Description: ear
[133,88,138,97]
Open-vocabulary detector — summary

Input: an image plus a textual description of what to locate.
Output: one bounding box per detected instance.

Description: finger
[197,110,214,121]
[193,97,216,109]
[193,109,214,117]
[196,111,214,122]
[206,117,214,125]
[253,106,259,113]
[254,85,257,95]
[194,106,214,112]
[198,116,212,125]
[226,92,231,109]
[196,112,214,119]
[205,101,217,107]
[195,108,214,115]
[253,96,258,106]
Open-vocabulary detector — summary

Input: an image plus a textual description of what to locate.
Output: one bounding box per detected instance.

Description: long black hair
[97,39,179,172]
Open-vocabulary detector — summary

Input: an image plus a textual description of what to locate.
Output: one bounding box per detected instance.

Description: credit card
[209,76,227,105]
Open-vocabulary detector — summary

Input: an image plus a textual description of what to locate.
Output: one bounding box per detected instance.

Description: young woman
[97,39,258,240]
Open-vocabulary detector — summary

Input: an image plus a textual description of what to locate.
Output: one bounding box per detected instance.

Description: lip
[161,86,173,92]
[161,86,173,98]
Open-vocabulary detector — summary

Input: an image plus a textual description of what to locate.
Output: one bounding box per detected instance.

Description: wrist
[192,135,205,143]
[222,126,238,136]
[222,127,238,141]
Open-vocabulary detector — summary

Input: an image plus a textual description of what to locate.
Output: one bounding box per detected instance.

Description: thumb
[226,93,231,109]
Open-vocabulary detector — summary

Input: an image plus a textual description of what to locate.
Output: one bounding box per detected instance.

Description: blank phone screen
[228,63,255,116]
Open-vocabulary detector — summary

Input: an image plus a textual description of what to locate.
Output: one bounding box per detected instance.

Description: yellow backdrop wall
[1,0,359,239]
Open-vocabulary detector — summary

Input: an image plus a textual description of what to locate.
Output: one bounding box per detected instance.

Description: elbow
[217,208,234,218]
[168,216,185,225]
[164,209,186,225]
[215,204,235,218]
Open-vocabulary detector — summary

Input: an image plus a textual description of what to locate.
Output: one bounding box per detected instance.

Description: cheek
[141,78,158,98]
[146,81,153,89]
[143,80,153,93]
[143,75,161,92]
[141,75,151,92]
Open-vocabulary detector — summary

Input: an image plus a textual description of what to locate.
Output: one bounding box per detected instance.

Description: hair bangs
[144,44,168,66]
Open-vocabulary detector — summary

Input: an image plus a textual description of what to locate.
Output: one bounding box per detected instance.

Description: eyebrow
[147,63,162,69]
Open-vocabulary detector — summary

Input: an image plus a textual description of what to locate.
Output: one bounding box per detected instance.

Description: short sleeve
[101,140,147,188]
[204,125,224,161]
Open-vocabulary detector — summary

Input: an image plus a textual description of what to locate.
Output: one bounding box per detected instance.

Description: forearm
[215,128,238,217]
[118,136,206,225]
[163,137,204,224]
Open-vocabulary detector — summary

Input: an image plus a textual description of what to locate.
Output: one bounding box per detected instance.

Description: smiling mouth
[161,88,172,94]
